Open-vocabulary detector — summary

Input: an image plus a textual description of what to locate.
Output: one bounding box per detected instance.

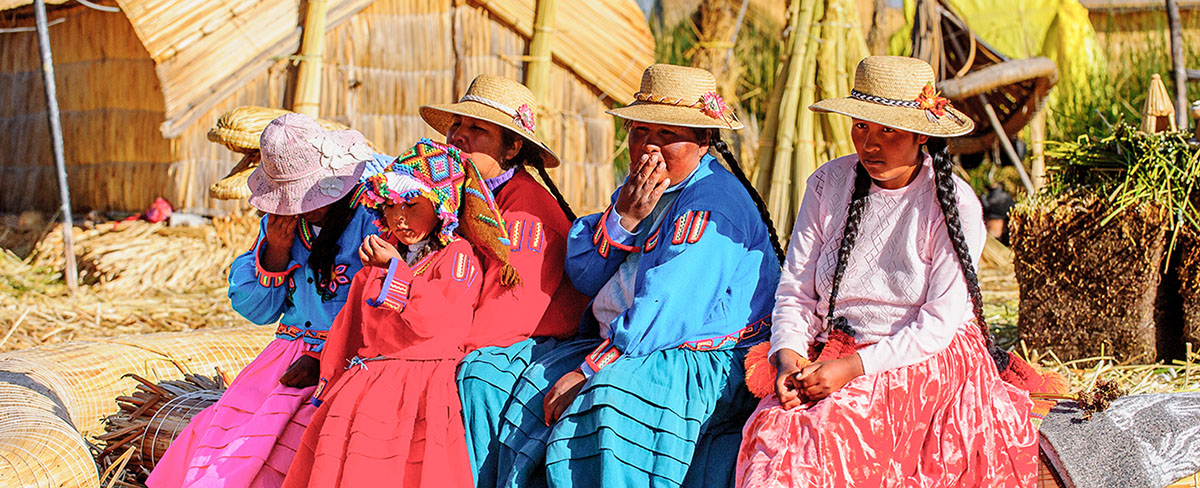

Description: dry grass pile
[0,215,259,352]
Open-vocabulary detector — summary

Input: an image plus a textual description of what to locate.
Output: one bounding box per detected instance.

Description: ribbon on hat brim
[632,91,740,128]
[848,82,967,125]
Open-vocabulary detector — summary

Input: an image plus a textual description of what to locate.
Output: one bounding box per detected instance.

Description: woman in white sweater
[736,56,1040,487]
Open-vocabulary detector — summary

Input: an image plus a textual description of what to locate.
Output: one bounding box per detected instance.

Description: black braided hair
[824,162,873,336]
[708,135,786,265]
[307,187,360,286]
[499,129,577,221]
[926,138,1010,372]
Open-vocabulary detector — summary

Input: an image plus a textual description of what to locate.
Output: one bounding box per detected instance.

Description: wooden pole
[293,0,328,117]
[33,0,77,292]
[526,0,558,115]
[978,95,1036,195]
[1166,0,1188,130]
[1029,110,1046,190]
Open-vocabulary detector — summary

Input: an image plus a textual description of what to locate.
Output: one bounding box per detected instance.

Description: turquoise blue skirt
[494,337,756,488]
[457,337,567,488]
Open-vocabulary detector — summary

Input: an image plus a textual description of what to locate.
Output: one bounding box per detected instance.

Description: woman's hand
[543,369,587,425]
[279,355,320,388]
[794,353,864,403]
[262,214,300,272]
[359,235,402,268]
[773,348,810,409]
[614,152,671,231]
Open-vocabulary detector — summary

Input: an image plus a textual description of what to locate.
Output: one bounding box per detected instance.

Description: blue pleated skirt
[457,337,568,488]
[494,337,756,488]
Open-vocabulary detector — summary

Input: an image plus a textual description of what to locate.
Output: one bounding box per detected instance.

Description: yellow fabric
[888,0,1107,113]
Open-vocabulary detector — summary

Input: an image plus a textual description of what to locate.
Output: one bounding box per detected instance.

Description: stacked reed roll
[0,325,273,487]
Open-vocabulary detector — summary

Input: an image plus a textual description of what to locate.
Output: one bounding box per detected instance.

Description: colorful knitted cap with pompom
[360,138,521,286]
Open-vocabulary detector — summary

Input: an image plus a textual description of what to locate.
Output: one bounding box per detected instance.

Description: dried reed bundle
[96,373,225,482]
[28,215,258,294]
[754,0,870,238]
[0,216,258,352]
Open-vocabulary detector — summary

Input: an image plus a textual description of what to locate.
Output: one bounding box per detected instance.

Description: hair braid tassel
[926,138,1066,396]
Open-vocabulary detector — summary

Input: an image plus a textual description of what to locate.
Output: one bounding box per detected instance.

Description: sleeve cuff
[302,349,321,360]
[767,326,811,363]
[253,239,299,287]
[591,206,641,258]
[366,258,411,311]
[310,377,329,406]
[603,207,638,244]
[583,339,623,374]
[578,363,596,379]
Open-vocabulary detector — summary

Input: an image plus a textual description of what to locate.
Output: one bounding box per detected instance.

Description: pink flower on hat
[700,92,728,120]
[514,104,536,133]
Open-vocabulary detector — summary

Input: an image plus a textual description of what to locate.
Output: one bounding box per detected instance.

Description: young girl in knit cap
[149,113,381,488]
[737,56,1055,487]
[282,139,515,488]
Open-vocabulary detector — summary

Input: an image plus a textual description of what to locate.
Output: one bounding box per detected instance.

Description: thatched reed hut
[0,0,653,215]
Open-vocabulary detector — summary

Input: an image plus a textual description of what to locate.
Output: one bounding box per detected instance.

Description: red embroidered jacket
[465,169,589,351]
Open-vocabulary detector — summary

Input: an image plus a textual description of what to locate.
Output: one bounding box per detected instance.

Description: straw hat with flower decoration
[810,55,974,137]
[358,138,521,286]
[606,64,743,130]
[420,75,561,169]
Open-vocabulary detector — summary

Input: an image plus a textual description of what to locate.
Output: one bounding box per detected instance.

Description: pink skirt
[147,337,316,488]
[736,327,1038,487]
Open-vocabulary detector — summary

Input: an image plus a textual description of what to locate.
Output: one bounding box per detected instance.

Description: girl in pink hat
[149,113,385,488]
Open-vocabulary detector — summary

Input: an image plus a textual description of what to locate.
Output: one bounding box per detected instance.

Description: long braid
[534,164,577,221]
[926,138,1010,373]
[500,129,576,221]
[709,136,786,264]
[825,163,873,334]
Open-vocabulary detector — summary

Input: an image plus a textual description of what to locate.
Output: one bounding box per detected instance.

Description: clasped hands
[774,349,864,410]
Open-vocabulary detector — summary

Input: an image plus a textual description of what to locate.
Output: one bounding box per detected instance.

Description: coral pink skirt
[282,357,472,488]
[736,327,1037,487]
[147,337,316,488]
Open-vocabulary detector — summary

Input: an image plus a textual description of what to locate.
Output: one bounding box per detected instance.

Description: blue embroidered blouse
[566,154,782,374]
[228,202,382,353]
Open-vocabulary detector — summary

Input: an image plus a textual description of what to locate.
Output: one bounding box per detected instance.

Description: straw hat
[606,64,743,130]
[247,113,373,215]
[420,75,561,168]
[811,56,974,137]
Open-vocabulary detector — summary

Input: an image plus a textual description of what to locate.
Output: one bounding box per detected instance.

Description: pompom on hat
[606,64,743,130]
[419,75,561,169]
[810,56,975,137]
[247,113,373,215]
[361,139,522,286]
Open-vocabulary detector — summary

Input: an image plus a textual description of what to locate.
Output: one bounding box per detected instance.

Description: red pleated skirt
[282,357,473,488]
[736,326,1038,487]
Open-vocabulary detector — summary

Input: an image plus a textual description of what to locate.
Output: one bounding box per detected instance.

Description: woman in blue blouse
[149,113,384,488]
[493,64,785,487]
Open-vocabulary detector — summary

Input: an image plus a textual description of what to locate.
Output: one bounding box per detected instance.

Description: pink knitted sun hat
[247,113,372,215]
